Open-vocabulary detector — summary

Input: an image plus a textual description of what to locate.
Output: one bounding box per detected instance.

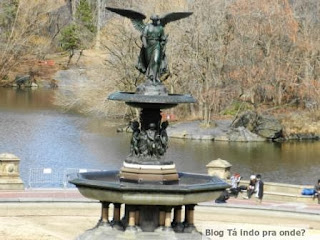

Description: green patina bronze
[106,7,192,84]
[70,7,230,238]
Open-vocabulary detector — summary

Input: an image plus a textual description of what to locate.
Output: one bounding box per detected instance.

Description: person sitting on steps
[229,173,242,198]
[243,175,256,199]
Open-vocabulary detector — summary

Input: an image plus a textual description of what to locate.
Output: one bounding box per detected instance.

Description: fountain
[69,7,229,240]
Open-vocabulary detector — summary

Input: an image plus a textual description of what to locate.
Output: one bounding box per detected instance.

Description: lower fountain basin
[69,171,229,205]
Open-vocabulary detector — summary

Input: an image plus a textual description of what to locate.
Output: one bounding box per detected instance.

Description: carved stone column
[112,203,123,230]
[128,211,135,226]
[135,208,140,226]
[125,205,138,232]
[163,207,173,232]
[183,204,197,233]
[97,202,111,228]
[159,209,165,227]
[172,206,184,232]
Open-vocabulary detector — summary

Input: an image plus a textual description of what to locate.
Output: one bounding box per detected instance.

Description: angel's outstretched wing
[106,7,147,33]
[160,12,193,27]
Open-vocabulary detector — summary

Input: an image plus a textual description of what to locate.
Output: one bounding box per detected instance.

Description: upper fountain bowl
[108,92,196,109]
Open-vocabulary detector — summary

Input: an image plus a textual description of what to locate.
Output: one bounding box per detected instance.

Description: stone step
[228,180,318,203]
[237,190,316,203]
[234,180,314,195]
[263,191,315,203]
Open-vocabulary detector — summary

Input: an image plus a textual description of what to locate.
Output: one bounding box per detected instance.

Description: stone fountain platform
[78,227,204,240]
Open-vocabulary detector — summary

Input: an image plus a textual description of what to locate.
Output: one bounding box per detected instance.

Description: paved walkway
[0,188,91,202]
[0,189,319,240]
[1,189,319,214]
[202,198,320,215]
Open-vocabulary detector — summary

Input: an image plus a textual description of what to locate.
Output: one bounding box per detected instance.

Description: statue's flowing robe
[136,24,168,81]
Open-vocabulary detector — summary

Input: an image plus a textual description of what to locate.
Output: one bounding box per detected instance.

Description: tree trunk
[277,82,282,105]
[189,104,197,119]
[95,0,101,49]
[203,102,209,125]
[71,0,77,21]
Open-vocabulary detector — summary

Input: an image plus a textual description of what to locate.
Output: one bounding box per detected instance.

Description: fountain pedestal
[109,86,195,184]
[120,163,179,183]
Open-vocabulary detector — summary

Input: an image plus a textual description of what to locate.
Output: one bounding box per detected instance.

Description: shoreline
[167,119,320,142]
[2,86,320,142]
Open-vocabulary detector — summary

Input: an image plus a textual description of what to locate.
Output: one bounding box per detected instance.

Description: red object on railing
[38,60,55,66]
[161,113,176,121]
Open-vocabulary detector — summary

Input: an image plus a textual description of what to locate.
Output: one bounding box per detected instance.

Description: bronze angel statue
[106,7,192,84]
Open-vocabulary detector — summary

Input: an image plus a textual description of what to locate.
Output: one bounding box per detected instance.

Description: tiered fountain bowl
[69,83,229,240]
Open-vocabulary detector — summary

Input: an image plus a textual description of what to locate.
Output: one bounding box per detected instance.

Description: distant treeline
[1,0,320,123]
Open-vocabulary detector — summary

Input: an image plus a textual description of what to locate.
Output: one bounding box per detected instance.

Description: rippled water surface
[0,88,319,185]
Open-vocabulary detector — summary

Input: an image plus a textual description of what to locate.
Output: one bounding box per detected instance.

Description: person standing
[314,179,320,204]
[255,174,264,203]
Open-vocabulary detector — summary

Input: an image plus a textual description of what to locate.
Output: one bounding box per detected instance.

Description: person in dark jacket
[215,190,230,203]
[314,179,320,204]
[255,174,264,203]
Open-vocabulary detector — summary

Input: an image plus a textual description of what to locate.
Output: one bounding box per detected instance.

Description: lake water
[0,88,319,186]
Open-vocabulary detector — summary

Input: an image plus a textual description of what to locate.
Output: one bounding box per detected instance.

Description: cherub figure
[159,121,169,150]
[146,123,157,157]
[156,121,169,156]
[129,121,140,156]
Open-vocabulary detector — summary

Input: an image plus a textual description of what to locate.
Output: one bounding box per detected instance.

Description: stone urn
[0,153,24,190]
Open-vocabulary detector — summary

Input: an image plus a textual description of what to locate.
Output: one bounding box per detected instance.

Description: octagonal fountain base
[69,170,229,239]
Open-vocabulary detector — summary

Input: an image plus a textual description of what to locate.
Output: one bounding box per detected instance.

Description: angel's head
[150,14,160,25]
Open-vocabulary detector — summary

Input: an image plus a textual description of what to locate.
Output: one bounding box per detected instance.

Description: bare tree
[228,0,302,107]
[54,0,320,119]
[165,0,236,125]
[100,18,142,92]
[0,0,65,80]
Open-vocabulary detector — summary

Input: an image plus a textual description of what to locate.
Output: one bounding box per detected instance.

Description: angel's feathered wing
[106,7,146,33]
[160,12,193,27]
